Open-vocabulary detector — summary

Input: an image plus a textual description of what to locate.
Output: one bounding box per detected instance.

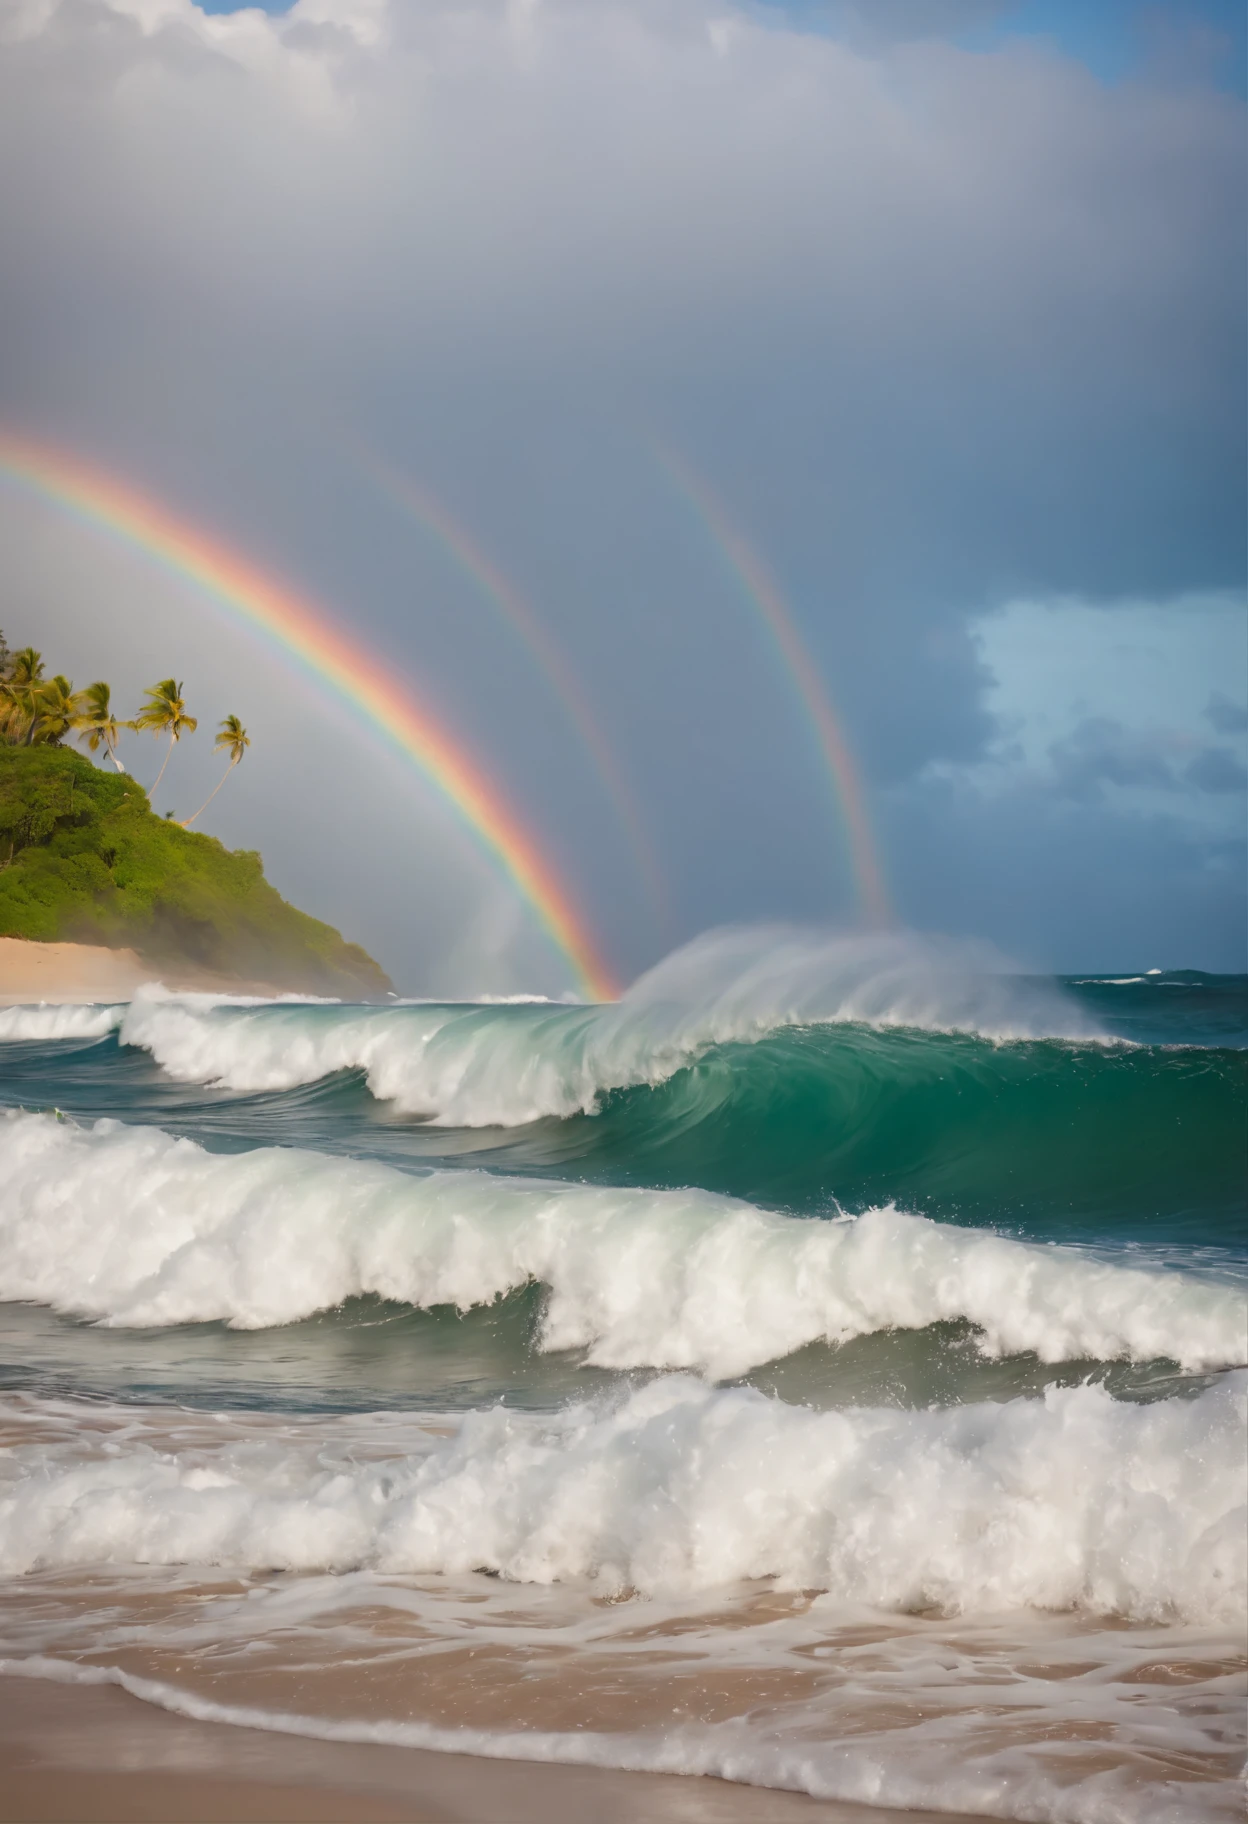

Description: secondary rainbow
[0,427,618,1000]
[658,446,891,926]
[352,448,669,930]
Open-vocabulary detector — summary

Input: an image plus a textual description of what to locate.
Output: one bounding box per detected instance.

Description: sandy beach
[0,1676,982,1824]
[0,937,286,1005]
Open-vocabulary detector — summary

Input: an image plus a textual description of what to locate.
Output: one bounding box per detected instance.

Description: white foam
[0,1002,123,1041]
[0,1378,1242,1623]
[107,929,1106,1125]
[0,1111,1241,1373]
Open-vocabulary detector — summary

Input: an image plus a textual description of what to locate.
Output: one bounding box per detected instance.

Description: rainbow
[0,428,619,1000]
[352,450,668,931]
[658,447,891,926]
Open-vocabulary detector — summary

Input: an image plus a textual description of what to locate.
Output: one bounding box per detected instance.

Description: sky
[0,0,1243,993]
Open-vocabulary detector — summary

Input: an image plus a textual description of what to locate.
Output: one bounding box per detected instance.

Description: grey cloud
[1047,718,1179,800]
[887,771,1246,971]
[1205,690,1248,734]
[1185,745,1248,794]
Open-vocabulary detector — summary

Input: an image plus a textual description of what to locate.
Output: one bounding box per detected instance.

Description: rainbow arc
[352,450,668,929]
[657,445,891,927]
[0,428,618,1001]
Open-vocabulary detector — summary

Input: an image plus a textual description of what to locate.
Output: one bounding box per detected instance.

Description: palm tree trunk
[181,760,234,828]
[149,731,175,794]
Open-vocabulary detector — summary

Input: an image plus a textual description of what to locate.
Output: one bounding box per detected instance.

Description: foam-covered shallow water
[0,930,1244,1819]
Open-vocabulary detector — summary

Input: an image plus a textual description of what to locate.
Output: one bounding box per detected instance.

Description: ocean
[0,929,1244,1821]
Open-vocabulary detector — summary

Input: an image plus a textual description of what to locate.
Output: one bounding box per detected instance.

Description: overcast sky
[1,0,1243,992]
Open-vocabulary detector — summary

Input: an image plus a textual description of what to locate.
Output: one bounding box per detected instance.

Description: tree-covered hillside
[0,746,391,996]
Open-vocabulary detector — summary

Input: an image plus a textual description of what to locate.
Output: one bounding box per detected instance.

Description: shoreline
[0,1674,983,1824]
[0,936,295,1005]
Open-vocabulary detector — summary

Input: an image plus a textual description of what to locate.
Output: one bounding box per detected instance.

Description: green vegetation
[0,636,390,995]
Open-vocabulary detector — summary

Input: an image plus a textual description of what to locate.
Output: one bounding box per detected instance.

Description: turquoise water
[0,961,1243,1411]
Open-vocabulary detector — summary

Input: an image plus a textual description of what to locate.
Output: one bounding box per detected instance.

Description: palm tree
[132,678,197,794]
[74,681,128,770]
[6,648,43,685]
[0,648,45,744]
[181,716,250,827]
[29,674,79,745]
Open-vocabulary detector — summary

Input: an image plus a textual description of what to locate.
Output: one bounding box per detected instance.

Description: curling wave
[0,1111,1241,1374]
[53,930,1102,1126]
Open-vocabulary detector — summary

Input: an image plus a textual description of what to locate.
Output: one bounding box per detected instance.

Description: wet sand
[0,1675,982,1823]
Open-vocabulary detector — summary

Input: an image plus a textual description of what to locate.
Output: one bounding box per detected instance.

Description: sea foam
[1,1377,1243,1622]
[0,1111,1241,1373]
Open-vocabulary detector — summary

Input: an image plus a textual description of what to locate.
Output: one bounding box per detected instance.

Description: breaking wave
[0,1002,123,1042]
[0,1111,1241,1374]
[1,1376,1243,1622]
[3,930,1101,1127]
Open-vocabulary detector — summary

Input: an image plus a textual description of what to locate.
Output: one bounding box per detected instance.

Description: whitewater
[0,931,1244,1822]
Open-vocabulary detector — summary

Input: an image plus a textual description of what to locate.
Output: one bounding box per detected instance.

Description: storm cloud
[0,0,1242,986]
